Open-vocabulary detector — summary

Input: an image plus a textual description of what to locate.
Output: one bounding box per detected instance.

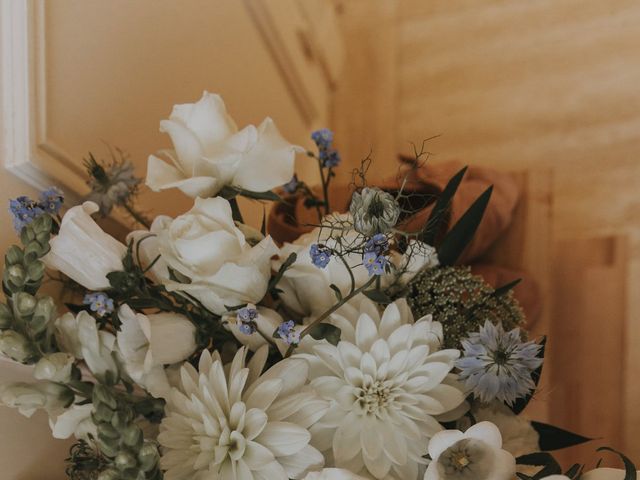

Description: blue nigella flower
[283,174,299,194]
[276,320,300,345]
[319,149,341,168]
[236,305,258,335]
[456,320,543,406]
[83,292,115,317]
[38,187,64,215]
[364,233,389,256]
[310,244,331,268]
[9,196,45,232]
[311,128,334,150]
[363,251,388,276]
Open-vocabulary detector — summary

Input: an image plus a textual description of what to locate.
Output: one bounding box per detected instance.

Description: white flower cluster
[0,92,633,480]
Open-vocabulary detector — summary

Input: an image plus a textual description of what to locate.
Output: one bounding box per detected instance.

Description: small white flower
[303,468,368,480]
[133,197,277,315]
[49,403,96,440]
[34,352,74,383]
[43,201,127,290]
[146,91,300,197]
[159,346,328,480]
[116,304,197,398]
[424,421,515,480]
[54,311,118,381]
[0,381,72,418]
[298,299,465,479]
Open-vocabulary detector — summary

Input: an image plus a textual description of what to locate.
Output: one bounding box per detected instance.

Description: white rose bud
[152,197,278,314]
[34,352,74,383]
[117,305,196,398]
[43,201,127,290]
[146,91,301,198]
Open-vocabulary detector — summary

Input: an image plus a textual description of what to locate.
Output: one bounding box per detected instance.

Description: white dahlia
[298,299,465,479]
[158,346,328,479]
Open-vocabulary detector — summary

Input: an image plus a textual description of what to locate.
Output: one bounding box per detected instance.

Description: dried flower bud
[14,292,37,317]
[350,187,400,236]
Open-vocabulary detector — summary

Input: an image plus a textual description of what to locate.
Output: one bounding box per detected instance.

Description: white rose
[49,404,96,440]
[151,197,278,314]
[146,91,300,197]
[117,304,196,398]
[54,311,118,381]
[34,352,74,383]
[273,216,370,318]
[303,469,368,480]
[0,381,73,418]
[44,201,127,290]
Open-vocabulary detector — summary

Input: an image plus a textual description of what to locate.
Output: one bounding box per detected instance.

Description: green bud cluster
[0,215,57,363]
[406,266,525,349]
[91,385,162,480]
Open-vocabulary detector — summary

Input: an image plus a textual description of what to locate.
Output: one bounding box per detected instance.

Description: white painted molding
[0,0,83,204]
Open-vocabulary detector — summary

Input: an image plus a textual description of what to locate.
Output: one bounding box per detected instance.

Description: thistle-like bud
[0,331,35,362]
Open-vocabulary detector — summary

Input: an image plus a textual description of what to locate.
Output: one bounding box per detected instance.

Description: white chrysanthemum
[159,346,328,480]
[298,299,465,480]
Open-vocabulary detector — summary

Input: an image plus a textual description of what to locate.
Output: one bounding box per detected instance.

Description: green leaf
[268,253,297,294]
[510,336,546,415]
[597,447,637,480]
[363,289,393,304]
[492,278,522,297]
[260,206,267,237]
[221,186,281,202]
[437,185,493,266]
[564,463,583,479]
[531,421,593,451]
[420,166,468,245]
[308,323,341,346]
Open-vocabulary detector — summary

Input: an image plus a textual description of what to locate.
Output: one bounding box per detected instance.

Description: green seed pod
[20,227,35,245]
[26,261,45,283]
[97,422,120,440]
[93,384,118,410]
[114,451,137,471]
[33,214,52,234]
[93,403,115,423]
[32,296,56,324]
[0,303,13,329]
[97,468,120,480]
[7,265,26,288]
[0,330,35,362]
[137,442,160,472]
[5,246,24,266]
[14,292,37,317]
[122,425,142,449]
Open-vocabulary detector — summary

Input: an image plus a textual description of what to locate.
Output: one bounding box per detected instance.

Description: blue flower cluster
[310,243,332,268]
[276,320,300,345]
[83,292,115,317]
[362,233,389,276]
[9,187,64,232]
[236,305,258,335]
[311,128,341,168]
[456,320,543,406]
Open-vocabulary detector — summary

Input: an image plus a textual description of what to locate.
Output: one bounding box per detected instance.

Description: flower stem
[284,276,376,358]
[122,202,151,229]
[228,197,244,224]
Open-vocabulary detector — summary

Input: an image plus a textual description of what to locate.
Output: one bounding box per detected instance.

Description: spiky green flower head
[405,266,525,349]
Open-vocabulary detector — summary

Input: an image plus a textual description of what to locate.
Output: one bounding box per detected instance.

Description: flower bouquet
[0,92,636,480]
